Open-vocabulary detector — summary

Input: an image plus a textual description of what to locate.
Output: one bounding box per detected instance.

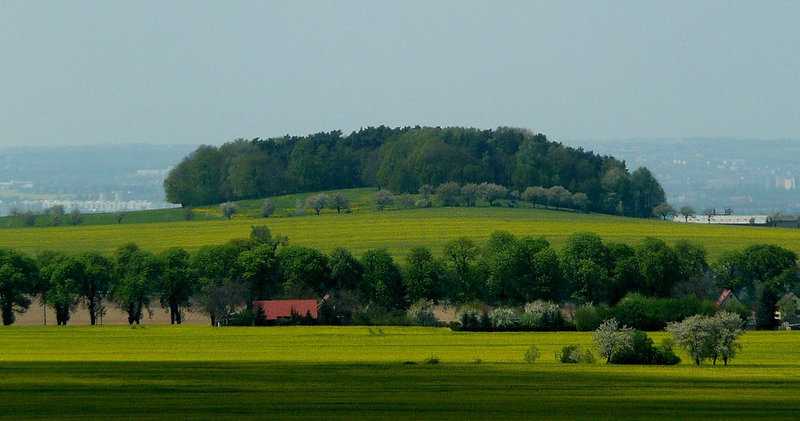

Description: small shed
[253,299,319,321]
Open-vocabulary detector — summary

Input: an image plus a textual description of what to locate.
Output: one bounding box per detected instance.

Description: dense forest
[164,126,666,218]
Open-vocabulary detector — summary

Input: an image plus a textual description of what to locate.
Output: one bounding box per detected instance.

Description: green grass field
[0,326,797,419]
[1,204,800,262]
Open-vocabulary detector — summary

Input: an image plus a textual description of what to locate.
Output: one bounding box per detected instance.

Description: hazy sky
[2,1,799,147]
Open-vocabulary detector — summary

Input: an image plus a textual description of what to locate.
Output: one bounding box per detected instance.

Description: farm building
[776,292,800,329]
[674,214,768,225]
[715,289,741,309]
[253,299,319,321]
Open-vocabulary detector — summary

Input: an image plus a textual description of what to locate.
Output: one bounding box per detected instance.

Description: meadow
[1,203,800,262]
[0,325,797,419]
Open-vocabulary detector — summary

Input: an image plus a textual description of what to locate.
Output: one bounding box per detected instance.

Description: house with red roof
[253,299,319,323]
[715,289,743,309]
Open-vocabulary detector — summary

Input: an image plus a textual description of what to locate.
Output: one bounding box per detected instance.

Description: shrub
[228,309,255,326]
[523,345,541,364]
[557,345,593,364]
[523,300,564,331]
[573,304,603,331]
[608,330,681,365]
[610,330,655,364]
[354,308,409,326]
[367,327,385,336]
[424,355,440,365]
[456,305,488,331]
[519,312,543,330]
[407,299,439,326]
[582,349,596,364]
[653,338,682,365]
[613,293,716,331]
[488,307,519,330]
[261,199,276,218]
[219,202,238,220]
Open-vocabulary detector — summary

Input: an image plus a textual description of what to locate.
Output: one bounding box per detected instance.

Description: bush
[424,355,440,365]
[523,345,541,364]
[228,309,255,326]
[519,312,543,330]
[573,304,603,331]
[609,330,680,365]
[557,345,593,364]
[613,293,716,331]
[723,300,752,324]
[488,307,519,330]
[522,300,564,331]
[653,338,682,365]
[353,308,409,326]
[407,299,439,326]
[455,305,491,331]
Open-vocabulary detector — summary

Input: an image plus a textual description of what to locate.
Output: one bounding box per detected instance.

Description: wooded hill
[164,126,665,217]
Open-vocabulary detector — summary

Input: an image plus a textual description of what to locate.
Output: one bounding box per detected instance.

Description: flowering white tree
[667,311,744,366]
[592,318,634,363]
[710,311,744,366]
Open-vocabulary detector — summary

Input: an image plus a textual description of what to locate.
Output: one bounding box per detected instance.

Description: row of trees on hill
[1,227,795,329]
[164,126,666,218]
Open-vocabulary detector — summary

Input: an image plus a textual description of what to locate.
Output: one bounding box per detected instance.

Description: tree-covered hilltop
[164,126,665,217]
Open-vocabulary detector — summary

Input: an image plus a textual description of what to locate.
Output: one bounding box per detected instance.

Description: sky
[2,1,799,147]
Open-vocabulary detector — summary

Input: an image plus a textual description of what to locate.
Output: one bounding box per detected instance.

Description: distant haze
[2,1,799,147]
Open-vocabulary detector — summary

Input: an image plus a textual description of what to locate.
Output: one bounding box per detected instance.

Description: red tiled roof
[715,289,733,308]
[253,299,319,320]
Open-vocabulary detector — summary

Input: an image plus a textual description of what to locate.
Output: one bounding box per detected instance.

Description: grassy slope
[1,204,800,261]
[0,326,797,419]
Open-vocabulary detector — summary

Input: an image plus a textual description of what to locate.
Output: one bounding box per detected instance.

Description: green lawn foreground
[0,326,798,419]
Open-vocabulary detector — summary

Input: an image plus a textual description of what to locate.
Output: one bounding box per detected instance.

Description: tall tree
[0,248,37,325]
[635,237,680,297]
[559,232,610,303]
[278,246,331,298]
[404,246,448,303]
[46,255,83,325]
[631,167,666,218]
[113,244,159,325]
[236,244,280,304]
[79,251,113,325]
[157,248,194,324]
[329,248,363,292]
[191,243,244,326]
[443,237,480,302]
[361,249,405,310]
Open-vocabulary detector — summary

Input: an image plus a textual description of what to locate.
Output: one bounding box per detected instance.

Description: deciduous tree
[157,248,194,324]
[0,248,37,325]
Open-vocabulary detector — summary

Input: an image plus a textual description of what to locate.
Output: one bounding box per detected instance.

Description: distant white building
[674,214,768,225]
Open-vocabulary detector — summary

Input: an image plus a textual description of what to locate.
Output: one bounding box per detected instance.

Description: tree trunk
[88,297,97,326]
[2,301,15,325]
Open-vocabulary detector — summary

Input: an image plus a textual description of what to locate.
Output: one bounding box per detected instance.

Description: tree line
[0,227,795,329]
[164,126,666,218]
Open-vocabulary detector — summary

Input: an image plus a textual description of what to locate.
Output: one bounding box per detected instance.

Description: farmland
[0,326,798,419]
[1,202,800,262]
